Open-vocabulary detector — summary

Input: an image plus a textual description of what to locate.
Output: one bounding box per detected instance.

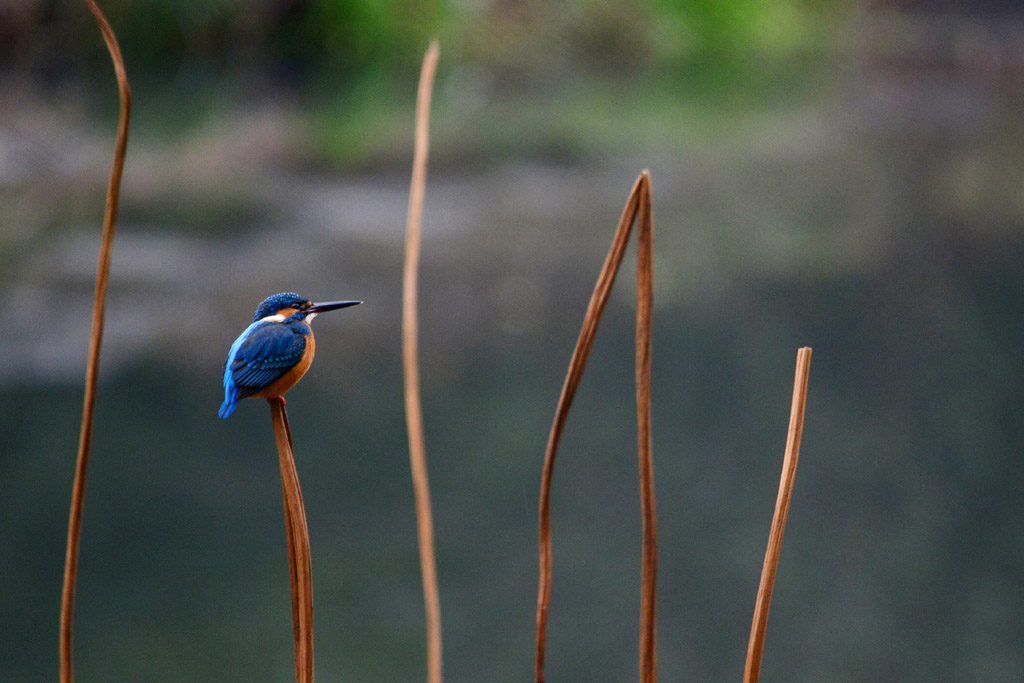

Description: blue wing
[219,321,307,418]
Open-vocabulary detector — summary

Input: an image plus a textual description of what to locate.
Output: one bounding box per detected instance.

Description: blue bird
[220,292,360,418]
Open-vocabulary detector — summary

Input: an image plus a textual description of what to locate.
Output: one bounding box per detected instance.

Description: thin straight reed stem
[743,347,812,683]
[635,176,658,683]
[269,398,315,683]
[535,172,654,683]
[61,3,130,681]
[403,41,443,683]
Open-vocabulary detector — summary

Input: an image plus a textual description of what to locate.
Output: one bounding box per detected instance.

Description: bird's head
[253,292,361,323]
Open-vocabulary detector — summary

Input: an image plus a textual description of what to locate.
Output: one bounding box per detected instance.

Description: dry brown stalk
[403,40,443,683]
[635,176,657,683]
[743,347,812,683]
[535,171,658,683]
[279,406,303,679]
[269,398,315,683]
[60,2,130,681]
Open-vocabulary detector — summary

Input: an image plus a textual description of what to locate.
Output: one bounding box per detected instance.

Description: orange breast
[252,331,316,399]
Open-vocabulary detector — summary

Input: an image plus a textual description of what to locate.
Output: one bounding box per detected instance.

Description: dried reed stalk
[269,398,315,683]
[279,404,303,678]
[635,176,657,683]
[743,347,812,683]
[535,171,658,683]
[60,2,130,681]
[403,41,443,683]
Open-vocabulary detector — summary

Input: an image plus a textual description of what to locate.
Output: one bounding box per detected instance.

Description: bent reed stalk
[535,171,658,683]
[61,2,131,681]
[743,347,812,683]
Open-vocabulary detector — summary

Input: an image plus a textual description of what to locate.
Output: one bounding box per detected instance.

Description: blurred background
[2,0,1023,680]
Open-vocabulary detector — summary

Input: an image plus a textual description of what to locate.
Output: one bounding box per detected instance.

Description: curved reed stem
[403,41,444,683]
[743,347,812,683]
[60,3,130,681]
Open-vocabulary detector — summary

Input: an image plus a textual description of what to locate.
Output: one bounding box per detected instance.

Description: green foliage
[43,0,836,88]
[272,0,453,76]
[652,0,824,57]
[59,0,455,82]
[22,0,842,157]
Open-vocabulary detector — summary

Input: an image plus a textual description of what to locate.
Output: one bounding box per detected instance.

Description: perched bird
[219,292,360,418]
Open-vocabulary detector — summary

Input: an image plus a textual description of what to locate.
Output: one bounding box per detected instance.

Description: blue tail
[219,385,239,418]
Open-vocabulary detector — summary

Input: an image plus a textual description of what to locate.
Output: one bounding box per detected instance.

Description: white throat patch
[258,311,316,324]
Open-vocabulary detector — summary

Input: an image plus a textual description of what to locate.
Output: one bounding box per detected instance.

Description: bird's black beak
[306,300,361,313]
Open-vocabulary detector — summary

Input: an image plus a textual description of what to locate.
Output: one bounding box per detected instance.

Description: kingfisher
[219,292,361,418]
